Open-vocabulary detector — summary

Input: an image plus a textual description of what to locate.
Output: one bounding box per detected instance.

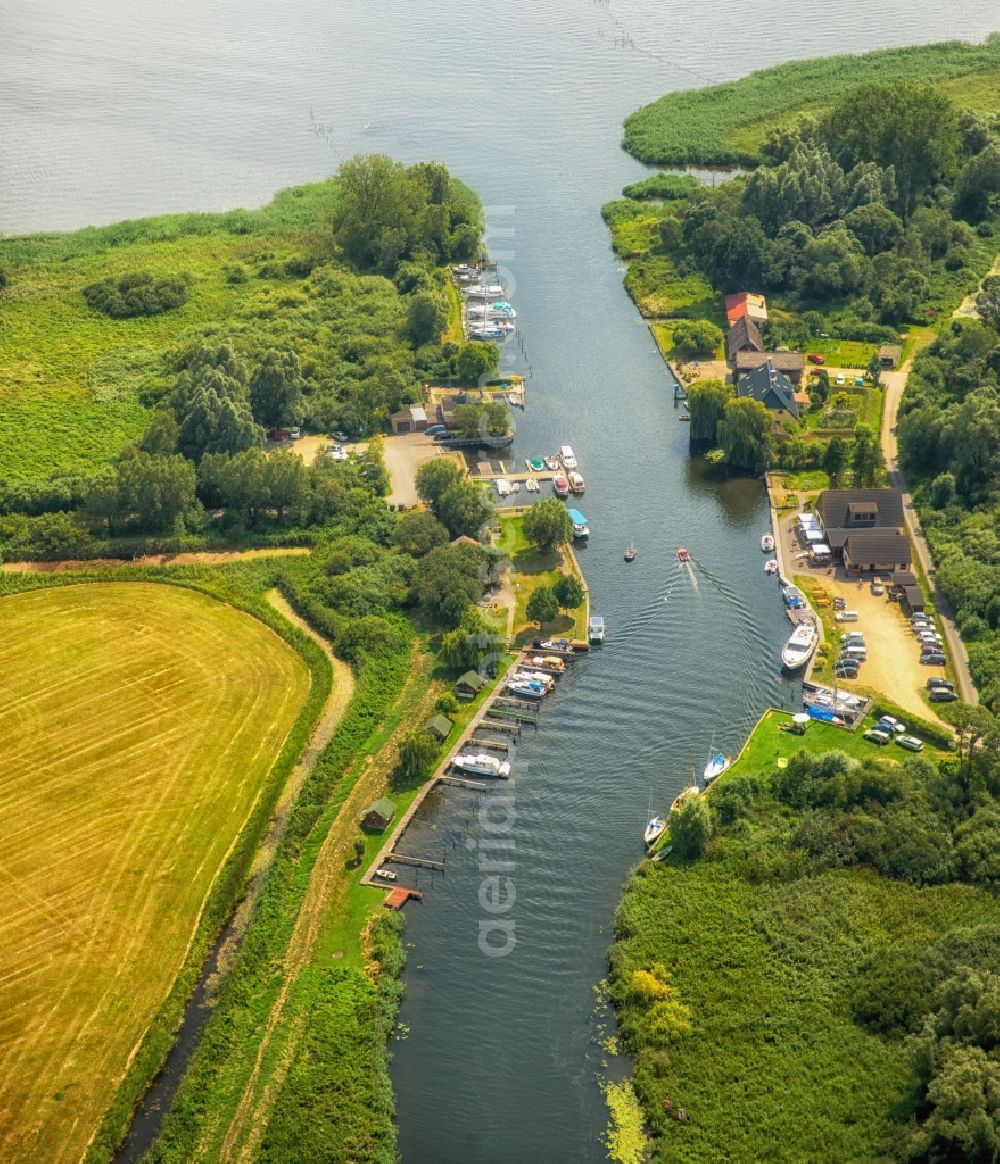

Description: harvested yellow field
[0,583,311,1162]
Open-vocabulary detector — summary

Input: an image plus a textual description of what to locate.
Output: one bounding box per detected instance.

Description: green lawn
[498,516,588,642]
[803,337,876,368]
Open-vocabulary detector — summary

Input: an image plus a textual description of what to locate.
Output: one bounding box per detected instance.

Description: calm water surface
[3,2,997,1160]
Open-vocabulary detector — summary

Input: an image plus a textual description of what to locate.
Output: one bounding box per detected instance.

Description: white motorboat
[452,752,511,779]
[560,445,577,470]
[539,638,574,653]
[761,533,775,553]
[703,751,731,783]
[588,616,606,643]
[507,678,547,700]
[525,478,540,493]
[781,621,818,671]
[374,867,397,881]
[644,816,667,848]
[764,559,779,575]
[512,670,555,691]
[568,471,585,494]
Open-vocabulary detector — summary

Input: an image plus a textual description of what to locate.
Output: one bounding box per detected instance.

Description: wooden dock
[387,852,445,871]
[440,774,489,790]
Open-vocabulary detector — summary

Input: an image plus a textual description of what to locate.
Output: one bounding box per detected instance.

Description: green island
[0,156,589,1162]
[604,43,1000,1163]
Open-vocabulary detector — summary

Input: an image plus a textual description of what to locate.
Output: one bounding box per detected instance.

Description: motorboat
[510,481,521,494]
[453,752,511,779]
[507,678,547,700]
[764,559,779,575]
[544,455,561,471]
[567,507,590,539]
[568,471,585,494]
[374,867,398,881]
[703,751,731,783]
[560,445,577,470]
[761,533,775,553]
[524,654,565,672]
[678,413,691,422]
[624,544,636,562]
[525,478,540,493]
[526,457,545,472]
[781,621,819,672]
[495,478,511,498]
[677,547,691,563]
[513,669,555,690]
[588,615,606,643]
[644,816,667,848]
[539,638,574,653]
[671,785,700,813]
[553,475,570,498]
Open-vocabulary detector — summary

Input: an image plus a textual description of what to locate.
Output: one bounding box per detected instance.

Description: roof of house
[844,530,912,563]
[891,570,918,586]
[903,585,925,606]
[726,315,764,359]
[738,360,800,418]
[725,291,768,324]
[409,405,427,423]
[879,344,903,360]
[364,797,396,821]
[735,350,805,374]
[426,714,453,737]
[793,390,811,407]
[816,489,905,530]
[454,669,485,690]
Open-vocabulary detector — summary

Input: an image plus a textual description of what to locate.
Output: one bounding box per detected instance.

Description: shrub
[82,271,188,318]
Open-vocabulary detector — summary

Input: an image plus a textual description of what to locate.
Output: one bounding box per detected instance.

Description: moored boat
[703,751,731,783]
[538,637,574,653]
[588,615,606,643]
[526,457,545,472]
[761,533,775,553]
[559,445,577,470]
[374,867,398,881]
[644,816,667,848]
[764,559,779,574]
[567,507,590,538]
[568,471,585,494]
[671,785,700,813]
[781,620,818,672]
[524,654,565,672]
[512,669,555,691]
[506,678,547,700]
[452,752,512,779]
[525,478,540,493]
[553,474,570,498]
[544,455,561,471]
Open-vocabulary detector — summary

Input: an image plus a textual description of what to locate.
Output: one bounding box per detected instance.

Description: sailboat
[703,750,731,783]
[644,814,667,848]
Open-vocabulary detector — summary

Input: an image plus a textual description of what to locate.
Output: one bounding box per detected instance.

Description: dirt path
[1,547,310,573]
[880,358,978,704]
[216,648,437,1164]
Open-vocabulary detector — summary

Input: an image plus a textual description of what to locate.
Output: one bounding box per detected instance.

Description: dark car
[921,652,947,665]
[929,688,958,702]
[927,677,954,691]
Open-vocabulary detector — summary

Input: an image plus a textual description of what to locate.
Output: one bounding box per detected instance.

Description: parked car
[912,615,932,627]
[864,729,891,745]
[289,426,301,440]
[835,374,846,386]
[921,652,947,665]
[833,597,847,611]
[929,688,958,702]
[927,677,954,691]
[424,424,447,436]
[332,430,349,442]
[896,735,924,753]
[807,353,825,365]
[835,667,860,680]
[871,578,884,596]
[835,611,859,622]
[876,716,906,735]
[840,631,865,643]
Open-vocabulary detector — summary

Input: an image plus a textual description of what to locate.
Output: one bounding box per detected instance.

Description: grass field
[622,37,1000,165]
[0,582,311,1163]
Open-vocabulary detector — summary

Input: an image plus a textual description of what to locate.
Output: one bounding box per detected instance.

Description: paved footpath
[880,361,978,704]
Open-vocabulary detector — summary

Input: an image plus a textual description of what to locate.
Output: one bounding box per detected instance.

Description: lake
[2,1,997,1159]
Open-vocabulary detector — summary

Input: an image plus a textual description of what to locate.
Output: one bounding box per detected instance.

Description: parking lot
[777,512,947,722]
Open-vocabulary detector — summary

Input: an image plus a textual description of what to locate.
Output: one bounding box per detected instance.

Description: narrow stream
[3,1,998,1160]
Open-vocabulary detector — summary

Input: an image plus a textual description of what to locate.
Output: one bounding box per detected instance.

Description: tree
[113,451,199,532]
[909,1046,1000,1162]
[851,425,884,487]
[435,479,492,538]
[210,448,270,523]
[264,448,308,522]
[173,367,263,462]
[717,396,772,474]
[938,702,997,765]
[686,378,731,444]
[526,585,559,627]
[406,292,447,345]
[451,402,509,438]
[393,510,449,556]
[398,728,438,784]
[455,341,499,385]
[552,573,585,612]
[931,471,957,509]
[843,201,904,255]
[672,319,723,356]
[671,794,712,859]
[823,435,849,486]
[522,497,573,549]
[415,458,463,505]
[249,349,304,430]
[412,543,483,627]
[351,837,366,867]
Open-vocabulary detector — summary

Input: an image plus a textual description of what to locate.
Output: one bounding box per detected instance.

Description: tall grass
[623,37,1000,165]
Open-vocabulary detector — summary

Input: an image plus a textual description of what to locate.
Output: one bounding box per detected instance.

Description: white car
[289,426,301,440]
[835,374,846,386]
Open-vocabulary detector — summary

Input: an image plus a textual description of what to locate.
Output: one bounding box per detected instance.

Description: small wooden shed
[453,670,485,701]
[361,797,396,832]
[425,715,453,743]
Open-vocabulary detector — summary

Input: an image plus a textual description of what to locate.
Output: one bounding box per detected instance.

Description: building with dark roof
[726,315,764,361]
[737,360,801,420]
[842,530,911,574]
[361,797,397,831]
[735,349,805,384]
[814,489,907,566]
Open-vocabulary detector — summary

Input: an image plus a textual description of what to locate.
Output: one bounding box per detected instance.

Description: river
[3,2,998,1161]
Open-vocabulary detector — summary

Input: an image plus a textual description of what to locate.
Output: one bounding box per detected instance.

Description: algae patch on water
[603,1078,650,1164]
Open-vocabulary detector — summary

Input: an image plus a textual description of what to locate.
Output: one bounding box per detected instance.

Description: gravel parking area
[383,432,461,507]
